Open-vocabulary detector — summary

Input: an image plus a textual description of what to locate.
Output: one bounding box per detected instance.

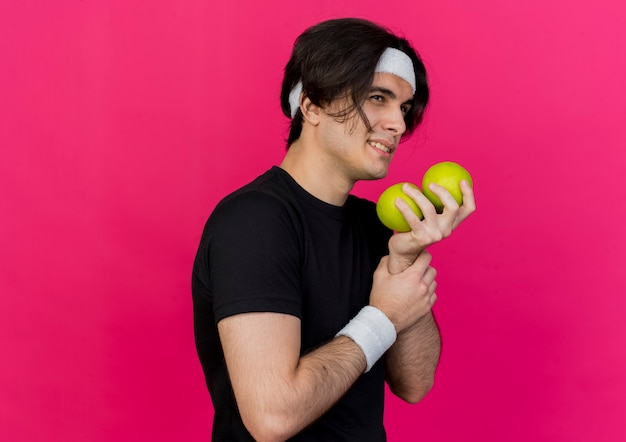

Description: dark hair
[280,18,429,148]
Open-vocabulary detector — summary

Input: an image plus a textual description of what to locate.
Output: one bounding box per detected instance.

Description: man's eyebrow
[369,86,396,99]
[369,86,413,104]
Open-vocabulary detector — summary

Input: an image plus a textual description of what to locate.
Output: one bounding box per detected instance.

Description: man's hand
[387,180,475,273]
[369,252,437,333]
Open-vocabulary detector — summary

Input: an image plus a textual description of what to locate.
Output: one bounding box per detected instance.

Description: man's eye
[370,95,384,102]
[401,105,410,115]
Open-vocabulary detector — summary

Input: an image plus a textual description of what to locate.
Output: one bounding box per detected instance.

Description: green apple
[421,161,473,213]
[376,182,424,232]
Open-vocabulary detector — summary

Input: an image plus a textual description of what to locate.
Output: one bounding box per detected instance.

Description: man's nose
[382,107,406,136]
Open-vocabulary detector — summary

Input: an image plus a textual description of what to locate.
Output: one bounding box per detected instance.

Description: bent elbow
[402,387,432,405]
[391,378,435,405]
[241,411,295,442]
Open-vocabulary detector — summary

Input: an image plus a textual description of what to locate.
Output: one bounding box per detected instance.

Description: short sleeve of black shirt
[210,190,304,321]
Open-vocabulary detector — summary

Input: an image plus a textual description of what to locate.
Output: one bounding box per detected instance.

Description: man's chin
[361,168,389,181]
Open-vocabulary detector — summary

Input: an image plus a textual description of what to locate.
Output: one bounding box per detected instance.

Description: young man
[192,18,475,441]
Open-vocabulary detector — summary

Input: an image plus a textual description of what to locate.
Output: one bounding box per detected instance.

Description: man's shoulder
[208,167,303,234]
[219,166,297,207]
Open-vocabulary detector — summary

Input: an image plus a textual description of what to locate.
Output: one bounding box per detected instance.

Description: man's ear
[300,96,321,126]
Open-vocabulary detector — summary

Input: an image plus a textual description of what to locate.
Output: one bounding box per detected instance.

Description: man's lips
[368,140,395,154]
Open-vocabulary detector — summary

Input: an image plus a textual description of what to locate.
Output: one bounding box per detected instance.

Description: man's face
[317,72,414,183]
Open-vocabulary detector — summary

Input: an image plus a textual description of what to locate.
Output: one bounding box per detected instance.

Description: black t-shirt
[192,166,392,441]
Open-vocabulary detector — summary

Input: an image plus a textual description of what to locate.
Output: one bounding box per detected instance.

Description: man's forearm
[382,248,441,402]
[385,312,441,403]
[230,330,366,442]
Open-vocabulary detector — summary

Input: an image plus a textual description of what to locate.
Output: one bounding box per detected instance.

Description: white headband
[288,47,416,118]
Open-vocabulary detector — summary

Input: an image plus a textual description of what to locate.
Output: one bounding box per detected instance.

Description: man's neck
[279,140,354,207]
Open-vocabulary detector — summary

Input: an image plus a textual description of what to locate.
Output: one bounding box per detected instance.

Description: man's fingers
[401,183,438,219]
[459,180,476,213]
[411,250,433,272]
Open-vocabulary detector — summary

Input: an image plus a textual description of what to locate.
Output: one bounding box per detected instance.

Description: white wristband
[336,306,397,373]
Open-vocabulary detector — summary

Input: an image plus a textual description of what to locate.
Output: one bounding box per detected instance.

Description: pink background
[2,0,625,440]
